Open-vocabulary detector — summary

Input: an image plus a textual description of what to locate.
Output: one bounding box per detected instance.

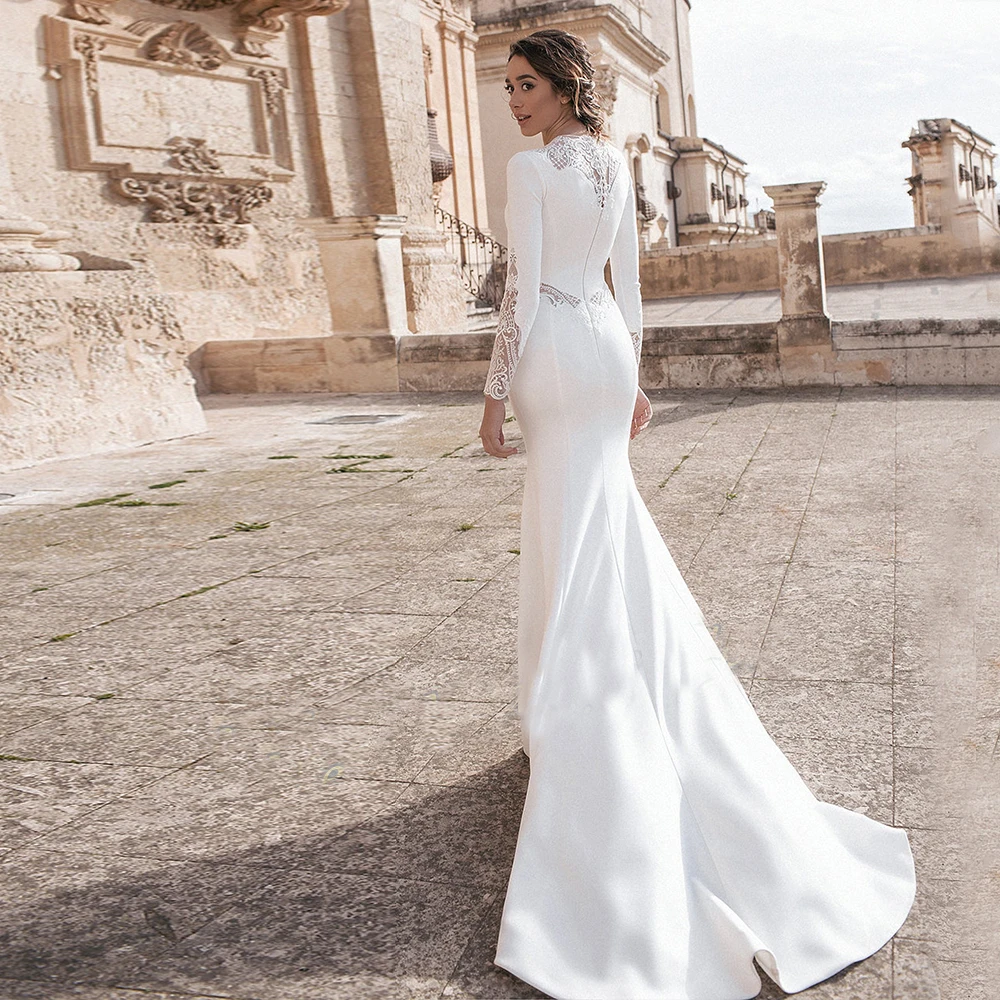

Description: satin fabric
[483,134,915,1000]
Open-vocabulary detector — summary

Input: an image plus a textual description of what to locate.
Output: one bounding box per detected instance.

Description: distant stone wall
[823,228,1000,286]
[639,239,780,298]
[390,319,1000,391]
[640,227,1000,299]
[0,269,206,472]
[633,319,1000,388]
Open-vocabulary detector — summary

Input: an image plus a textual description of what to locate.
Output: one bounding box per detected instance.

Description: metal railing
[435,205,507,311]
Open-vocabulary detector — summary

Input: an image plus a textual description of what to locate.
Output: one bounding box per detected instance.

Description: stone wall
[639,237,780,297]
[823,228,1000,286]
[1,0,467,469]
[392,317,1000,392]
[4,2,333,345]
[640,227,1000,299]
[0,269,206,472]
[0,0,337,468]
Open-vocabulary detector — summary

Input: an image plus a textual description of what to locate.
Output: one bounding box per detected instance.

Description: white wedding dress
[482,133,916,1000]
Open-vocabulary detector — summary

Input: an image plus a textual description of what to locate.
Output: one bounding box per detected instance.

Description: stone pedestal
[306,214,409,391]
[763,180,834,384]
[401,224,466,337]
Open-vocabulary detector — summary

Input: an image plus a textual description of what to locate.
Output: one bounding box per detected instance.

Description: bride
[477,27,916,1000]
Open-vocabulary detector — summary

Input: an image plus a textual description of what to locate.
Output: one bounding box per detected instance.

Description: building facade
[470,0,764,249]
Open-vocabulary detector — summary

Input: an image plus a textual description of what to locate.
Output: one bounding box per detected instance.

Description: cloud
[689,0,1000,232]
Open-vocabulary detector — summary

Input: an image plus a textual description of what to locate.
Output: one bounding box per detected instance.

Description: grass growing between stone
[71,493,132,507]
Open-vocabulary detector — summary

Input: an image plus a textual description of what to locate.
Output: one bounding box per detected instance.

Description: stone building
[1,0,470,470]
[470,0,763,249]
[904,118,999,248]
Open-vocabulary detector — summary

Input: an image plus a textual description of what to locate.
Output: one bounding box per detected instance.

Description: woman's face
[505,54,569,138]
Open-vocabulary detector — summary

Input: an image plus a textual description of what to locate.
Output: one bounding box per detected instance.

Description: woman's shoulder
[505,148,547,187]
[506,147,545,169]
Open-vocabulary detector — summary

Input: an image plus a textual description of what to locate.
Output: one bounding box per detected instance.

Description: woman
[477,28,915,1000]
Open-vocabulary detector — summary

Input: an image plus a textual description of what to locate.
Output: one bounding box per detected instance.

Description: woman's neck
[541,119,590,146]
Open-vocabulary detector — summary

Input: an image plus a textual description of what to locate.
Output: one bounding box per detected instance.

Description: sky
[688,0,1000,234]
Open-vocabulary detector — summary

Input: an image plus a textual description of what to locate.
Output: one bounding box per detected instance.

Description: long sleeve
[483,152,545,400]
[609,171,643,367]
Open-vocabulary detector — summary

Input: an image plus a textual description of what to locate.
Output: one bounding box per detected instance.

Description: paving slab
[0,386,998,999]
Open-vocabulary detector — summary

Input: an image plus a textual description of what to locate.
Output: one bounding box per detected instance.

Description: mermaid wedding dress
[482,133,915,1000]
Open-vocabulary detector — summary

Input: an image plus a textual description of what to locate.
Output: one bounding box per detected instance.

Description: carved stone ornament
[73,33,106,96]
[593,64,619,115]
[143,21,229,70]
[166,136,224,174]
[61,0,119,25]
[247,67,286,116]
[115,176,273,224]
[44,17,295,186]
[62,0,350,58]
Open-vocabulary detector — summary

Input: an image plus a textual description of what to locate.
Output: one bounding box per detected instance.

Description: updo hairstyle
[508,29,609,140]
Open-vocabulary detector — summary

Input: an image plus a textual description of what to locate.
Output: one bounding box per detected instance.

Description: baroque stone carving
[73,33,105,96]
[62,0,350,58]
[247,67,285,116]
[61,0,119,25]
[145,0,237,8]
[144,21,229,71]
[44,17,295,180]
[593,64,619,115]
[115,175,273,223]
[165,136,224,174]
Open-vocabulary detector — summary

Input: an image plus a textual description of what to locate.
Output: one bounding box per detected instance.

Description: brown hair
[508,29,609,140]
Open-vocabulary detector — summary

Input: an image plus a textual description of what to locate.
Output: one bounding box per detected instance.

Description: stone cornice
[474,3,669,76]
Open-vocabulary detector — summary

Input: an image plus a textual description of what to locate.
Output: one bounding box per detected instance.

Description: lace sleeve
[609,169,643,368]
[484,152,545,400]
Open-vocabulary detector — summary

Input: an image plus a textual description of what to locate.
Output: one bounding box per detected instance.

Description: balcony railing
[435,205,507,311]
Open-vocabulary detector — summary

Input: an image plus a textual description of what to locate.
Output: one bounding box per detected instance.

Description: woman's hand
[630,387,652,440]
[480,395,518,458]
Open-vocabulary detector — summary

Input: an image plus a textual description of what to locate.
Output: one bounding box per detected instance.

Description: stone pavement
[643,272,1000,326]
[1,386,998,1000]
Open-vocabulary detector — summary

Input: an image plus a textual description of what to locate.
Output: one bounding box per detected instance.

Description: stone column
[344,0,466,338]
[305,214,408,391]
[763,180,834,384]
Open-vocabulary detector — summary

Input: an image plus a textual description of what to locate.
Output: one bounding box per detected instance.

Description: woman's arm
[483,152,546,401]
[608,170,643,367]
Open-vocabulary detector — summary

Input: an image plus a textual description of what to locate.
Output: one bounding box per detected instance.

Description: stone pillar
[305,215,408,391]
[344,0,466,337]
[763,180,834,384]
[0,209,80,272]
[401,225,466,337]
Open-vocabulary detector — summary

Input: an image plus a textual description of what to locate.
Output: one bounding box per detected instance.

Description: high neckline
[543,132,594,147]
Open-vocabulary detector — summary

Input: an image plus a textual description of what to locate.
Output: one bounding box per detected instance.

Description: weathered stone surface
[0,385,996,997]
